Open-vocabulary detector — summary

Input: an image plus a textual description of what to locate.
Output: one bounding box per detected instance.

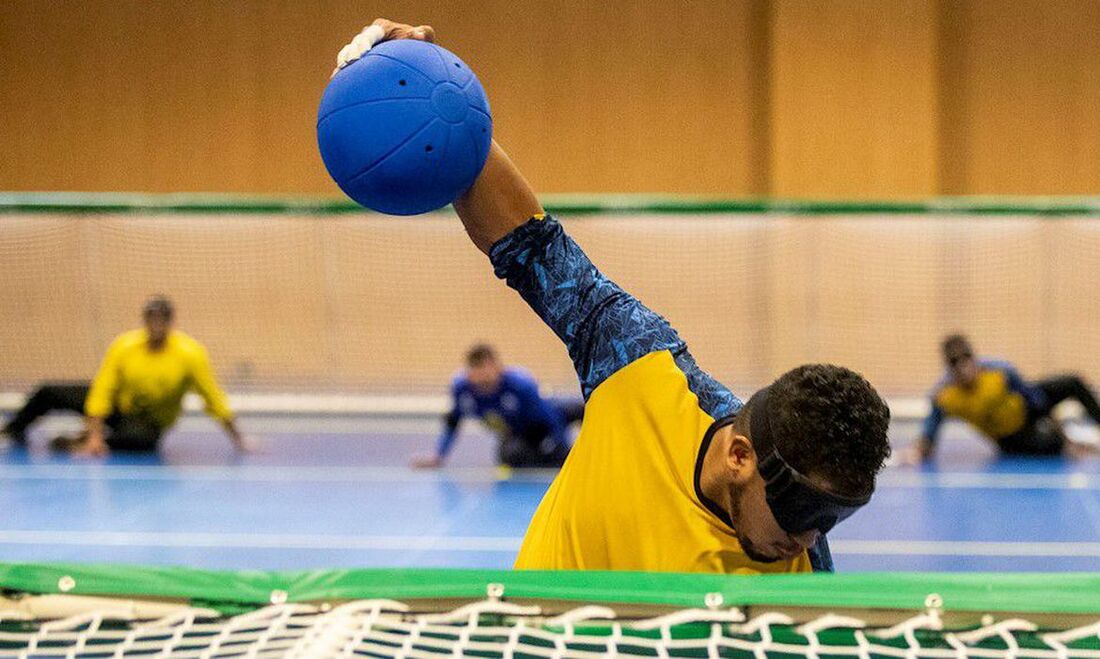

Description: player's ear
[725,432,757,485]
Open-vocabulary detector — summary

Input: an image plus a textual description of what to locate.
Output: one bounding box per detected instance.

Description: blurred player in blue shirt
[411,344,583,468]
[906,334,1100,463]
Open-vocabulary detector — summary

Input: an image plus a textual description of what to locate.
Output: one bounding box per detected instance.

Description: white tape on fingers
[336,43,357,69]
[362,23,385,49]
[336,23,386,70]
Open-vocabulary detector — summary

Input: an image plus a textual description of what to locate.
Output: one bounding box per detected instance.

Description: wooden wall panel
[769,0,940,198]
[1,1,1096,197]
[938,0,1100,194]
[0,1,768,196]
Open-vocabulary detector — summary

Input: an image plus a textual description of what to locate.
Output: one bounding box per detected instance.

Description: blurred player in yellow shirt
[904,334,1100,463]
[1,296,249,457]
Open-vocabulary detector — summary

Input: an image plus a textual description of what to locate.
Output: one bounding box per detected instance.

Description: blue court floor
[1,413,1098,573]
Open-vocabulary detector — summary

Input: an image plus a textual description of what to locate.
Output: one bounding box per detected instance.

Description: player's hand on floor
[334,18,436,76]
[74,438,110,459]
[411,453,443,469]
[234,434,265,454]
[1067,439,1100,459]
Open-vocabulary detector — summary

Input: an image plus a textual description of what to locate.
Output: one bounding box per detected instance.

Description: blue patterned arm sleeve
[489,216,684,399]
[809,535,834,572]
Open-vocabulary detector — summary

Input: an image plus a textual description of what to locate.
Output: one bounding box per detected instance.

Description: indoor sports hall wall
[1,0,1097,198]
[2,208,1098,399]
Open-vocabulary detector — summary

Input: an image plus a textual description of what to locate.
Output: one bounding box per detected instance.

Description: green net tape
[1,192,1098,216]
[3,564,1099,657]
[2,563,1100,614]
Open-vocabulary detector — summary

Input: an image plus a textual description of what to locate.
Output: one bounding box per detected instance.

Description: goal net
[1,563,1098,658]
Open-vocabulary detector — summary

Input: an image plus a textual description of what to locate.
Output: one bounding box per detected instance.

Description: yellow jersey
[924,359,1041,442]
[85,329,233,430]
[515,351,811,573]
[491,215,824,574]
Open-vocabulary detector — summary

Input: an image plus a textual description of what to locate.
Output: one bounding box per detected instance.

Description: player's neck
[146,332,169,352]
[699,425,736,522]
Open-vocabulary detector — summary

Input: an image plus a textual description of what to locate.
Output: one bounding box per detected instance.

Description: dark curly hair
[757,364,891,496]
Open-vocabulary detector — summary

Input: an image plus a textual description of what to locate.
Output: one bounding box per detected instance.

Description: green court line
[2,563,1099,615]
[1,192,1098,216]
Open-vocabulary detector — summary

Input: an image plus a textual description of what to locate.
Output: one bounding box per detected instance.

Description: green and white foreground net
[1,565,1099,658]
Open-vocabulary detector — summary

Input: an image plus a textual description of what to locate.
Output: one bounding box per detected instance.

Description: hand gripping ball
[317,39,493,215]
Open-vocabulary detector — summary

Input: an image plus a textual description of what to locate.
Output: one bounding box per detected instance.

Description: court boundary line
[0,464,1095,490]
[1,531,1099,558]
[5,392,1094,425]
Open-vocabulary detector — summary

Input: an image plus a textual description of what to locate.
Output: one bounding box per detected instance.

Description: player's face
[144,313,172,346]
[468,358,504,394]
[947,350,977,386]
[731,474,820,563]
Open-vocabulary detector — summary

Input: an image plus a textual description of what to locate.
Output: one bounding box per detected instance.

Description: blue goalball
[317,40,493,215]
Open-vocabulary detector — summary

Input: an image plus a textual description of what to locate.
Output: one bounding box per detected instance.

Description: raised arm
[453,142,544,254]
[335,20,734,412]
[331,19,539,253]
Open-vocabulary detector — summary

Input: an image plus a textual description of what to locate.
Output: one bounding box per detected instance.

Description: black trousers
[2,382,162,451]
[997,375,1100,456]
[498,399,584,468]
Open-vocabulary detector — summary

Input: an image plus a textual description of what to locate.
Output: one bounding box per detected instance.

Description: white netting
[4,212,1100,399]
[1,596,1098,658]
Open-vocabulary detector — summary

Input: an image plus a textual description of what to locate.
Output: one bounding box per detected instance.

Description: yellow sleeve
[85,337,125,418]
[189,344,234,423]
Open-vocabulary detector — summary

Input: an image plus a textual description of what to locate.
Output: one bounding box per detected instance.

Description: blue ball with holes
[317,39,492,215]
